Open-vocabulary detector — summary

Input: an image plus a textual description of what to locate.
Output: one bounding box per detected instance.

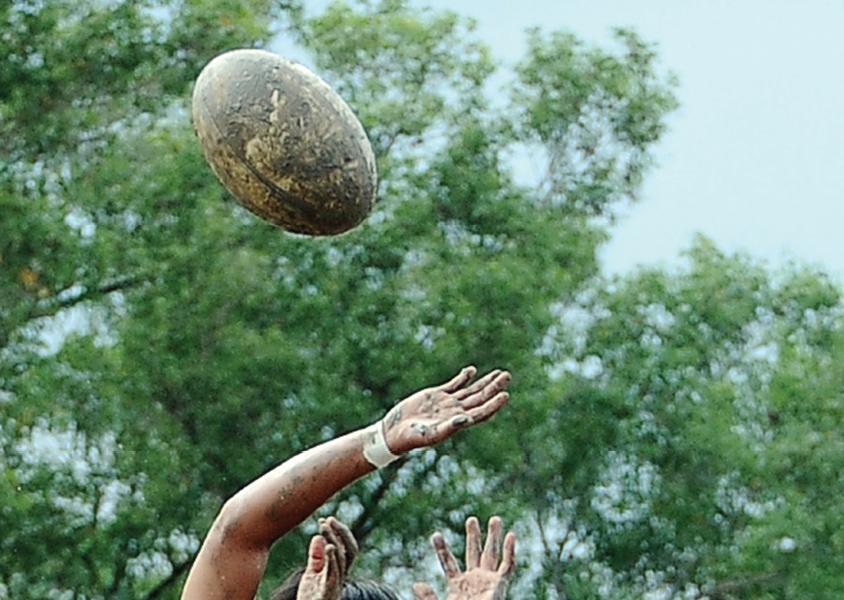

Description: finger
[465,516,482,569]
[460,371,511,409]
[498,531,517,578]
[443,414,472,435]
[412,582,439,600]
[465,391,510,425]
[324,543,341,590]
[442,391,509,436]
[438,365,477,393]
[305,534,327,574]
[452,369,501,400]
[320,518,346,576]
[431,532,461,579]
[480,516,503,571]
[328,517,359,571]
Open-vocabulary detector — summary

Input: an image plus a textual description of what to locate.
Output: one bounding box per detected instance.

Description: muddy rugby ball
[192,49,377,235]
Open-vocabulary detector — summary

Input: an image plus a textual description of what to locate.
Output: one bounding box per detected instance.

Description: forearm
[183,366,510,600]
[182,427,380,599]
[216,426,377,550]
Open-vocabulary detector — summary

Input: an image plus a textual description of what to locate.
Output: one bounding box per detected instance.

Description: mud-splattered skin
[381,369,511,455]
[181,366,511,600]
[192,49,377,235]
[296,517,359,600]
[412,516,517,600]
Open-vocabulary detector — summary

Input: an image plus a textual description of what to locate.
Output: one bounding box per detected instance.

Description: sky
[283,0,844,281]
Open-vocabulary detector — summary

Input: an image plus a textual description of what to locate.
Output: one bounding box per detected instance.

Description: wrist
[362,419,400,468]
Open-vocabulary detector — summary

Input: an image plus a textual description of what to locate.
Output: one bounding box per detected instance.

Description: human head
[270,569,400,600]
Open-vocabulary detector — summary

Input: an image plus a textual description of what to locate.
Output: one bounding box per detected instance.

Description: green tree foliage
[2,1,841,599]
[530,237,844,598]
[512,27,678,217]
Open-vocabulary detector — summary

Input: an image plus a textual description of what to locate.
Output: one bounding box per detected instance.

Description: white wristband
[363,421,400,468]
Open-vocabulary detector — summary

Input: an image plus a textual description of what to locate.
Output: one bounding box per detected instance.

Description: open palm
[381,367,511,455]
[413,516,517,600]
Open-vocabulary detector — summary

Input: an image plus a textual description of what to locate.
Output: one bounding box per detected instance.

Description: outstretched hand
[296,517,359,600]
[382,367,511,455]
[413,516,517,600]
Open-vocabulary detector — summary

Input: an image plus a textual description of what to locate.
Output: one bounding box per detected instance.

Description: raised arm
[181,366,511,600]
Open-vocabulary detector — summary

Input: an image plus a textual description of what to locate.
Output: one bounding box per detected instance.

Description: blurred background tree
[1,1,841,599]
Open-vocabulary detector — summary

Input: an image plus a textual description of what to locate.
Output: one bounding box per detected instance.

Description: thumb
[412,582,439,600]
[304,534,327,574]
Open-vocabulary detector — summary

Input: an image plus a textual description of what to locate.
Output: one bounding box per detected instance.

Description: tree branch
[108,542,129,597]
[349,455,409,544]
[708,572,783,599]
[27,272,149,321]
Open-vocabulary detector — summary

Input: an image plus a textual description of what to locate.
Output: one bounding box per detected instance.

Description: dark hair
[270,569,400,600]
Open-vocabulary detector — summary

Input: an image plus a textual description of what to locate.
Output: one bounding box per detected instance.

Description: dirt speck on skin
[192,49,377,236]
[411,422,430,436]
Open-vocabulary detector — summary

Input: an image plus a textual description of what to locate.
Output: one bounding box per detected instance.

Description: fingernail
[453,416,469,426]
